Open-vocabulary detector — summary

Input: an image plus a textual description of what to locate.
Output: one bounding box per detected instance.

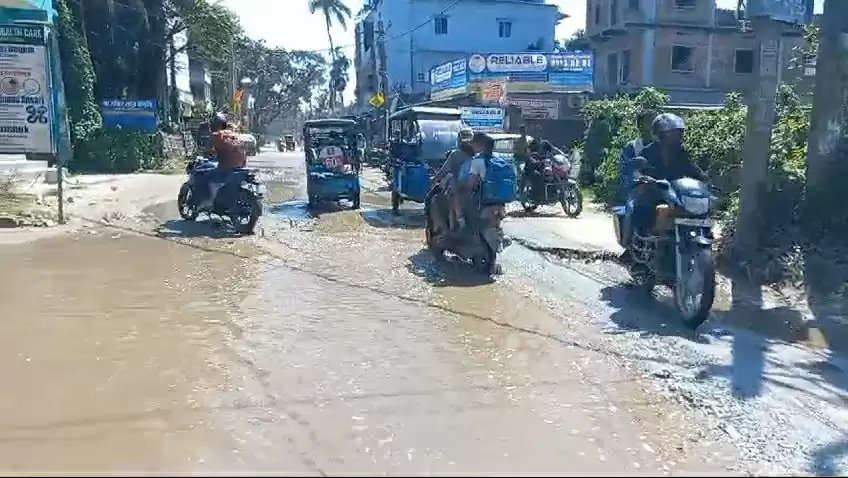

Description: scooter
[424,185,506,276]
[519,152,582,217]
[612,171,718,327]
[177,157,264,234]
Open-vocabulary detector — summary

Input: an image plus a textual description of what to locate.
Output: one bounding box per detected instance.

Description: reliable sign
[0,23,53,154]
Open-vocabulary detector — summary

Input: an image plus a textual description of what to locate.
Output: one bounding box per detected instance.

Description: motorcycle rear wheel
[230,190,261,235]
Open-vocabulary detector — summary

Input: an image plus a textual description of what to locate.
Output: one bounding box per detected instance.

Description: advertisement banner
[548,52,594,92]
[460,107,504,131]
[507,98,560,120]
[0,24,52,154]
[102,99,158,131]
[430,58,468,94]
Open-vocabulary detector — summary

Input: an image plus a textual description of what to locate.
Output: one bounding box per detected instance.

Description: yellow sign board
[369,92,385,108]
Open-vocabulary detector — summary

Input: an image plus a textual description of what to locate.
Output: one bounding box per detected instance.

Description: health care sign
[0,23,52,154]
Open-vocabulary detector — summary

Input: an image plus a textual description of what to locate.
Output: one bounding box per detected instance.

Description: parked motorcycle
[612,173,718,327]
[425,186,506,275]
[519,152,583,217]
[177,157,264,234]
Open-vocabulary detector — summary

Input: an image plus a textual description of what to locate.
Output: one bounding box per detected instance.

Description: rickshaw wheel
[391,190,400,215]
[352,193,361,210]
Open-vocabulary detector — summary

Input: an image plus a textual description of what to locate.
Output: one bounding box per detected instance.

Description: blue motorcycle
[177,157,264,234]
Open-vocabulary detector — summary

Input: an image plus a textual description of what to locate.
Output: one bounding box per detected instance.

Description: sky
[221,0,825,103]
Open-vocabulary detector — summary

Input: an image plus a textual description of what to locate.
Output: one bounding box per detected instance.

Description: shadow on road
[360,208,425,229]
[507,208,566,219]
[155,218,243,239]
[599,284,703,341]
[406,249,493,287]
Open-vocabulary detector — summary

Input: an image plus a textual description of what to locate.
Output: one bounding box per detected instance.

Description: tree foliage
[56,0,102,146]
[560,29,591,51]
[236,39,327,133]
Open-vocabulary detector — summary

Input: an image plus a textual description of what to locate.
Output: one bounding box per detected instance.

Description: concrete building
[354,0,562,110]
[188,52,213,115]
[586,0,810,106]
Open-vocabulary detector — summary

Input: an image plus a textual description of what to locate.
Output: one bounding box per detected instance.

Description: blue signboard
[430,58,467,93]
[102,99,158,131]
[430,51,595,100]
[747,0,813,23]
[548,51,594,92]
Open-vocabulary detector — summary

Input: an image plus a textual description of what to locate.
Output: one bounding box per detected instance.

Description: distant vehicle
[284,134,296,152]
[388,107,463,215]
[239,133,258,156]
[519,151,583,217]
[303,119,361,209]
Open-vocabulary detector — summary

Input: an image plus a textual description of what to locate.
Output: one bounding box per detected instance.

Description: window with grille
[434,16,448,35]
[498,20,512,38]
[671,45,695,72]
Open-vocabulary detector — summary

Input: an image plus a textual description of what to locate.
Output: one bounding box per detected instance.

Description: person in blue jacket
[619,109,658,200]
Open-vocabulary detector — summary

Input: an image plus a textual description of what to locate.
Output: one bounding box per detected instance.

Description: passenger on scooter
[434,128,474,231]
[628,113,708,238]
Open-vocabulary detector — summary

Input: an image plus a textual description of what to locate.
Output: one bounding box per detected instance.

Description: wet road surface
[1,148,846,475]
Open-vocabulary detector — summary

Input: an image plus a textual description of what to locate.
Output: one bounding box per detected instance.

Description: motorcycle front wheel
[674,247,715,328]
[519,183,538,212]
[230,189,261,234]
[178,183,199,221]
[561,183,583,218]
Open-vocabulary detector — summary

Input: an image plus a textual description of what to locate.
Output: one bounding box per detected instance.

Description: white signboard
[0,25,52,154]
[460,107,505,131]
[507,98,560,120]
[486,54,547,73]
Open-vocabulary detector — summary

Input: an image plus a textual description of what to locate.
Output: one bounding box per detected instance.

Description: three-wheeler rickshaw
[303,119,361,210]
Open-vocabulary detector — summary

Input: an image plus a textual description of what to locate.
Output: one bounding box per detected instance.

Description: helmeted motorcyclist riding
[624,113,708,245]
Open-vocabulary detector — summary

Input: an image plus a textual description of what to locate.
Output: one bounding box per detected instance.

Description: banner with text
[0,24,52,154]
[460,107,505,131]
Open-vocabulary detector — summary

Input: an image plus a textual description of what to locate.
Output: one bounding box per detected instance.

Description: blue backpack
[480,153,516,205]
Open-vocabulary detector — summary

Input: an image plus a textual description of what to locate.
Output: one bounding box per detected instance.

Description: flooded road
[3,148,845,475]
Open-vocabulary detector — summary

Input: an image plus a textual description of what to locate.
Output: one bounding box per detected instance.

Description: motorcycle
[177,157,264,234]
[612,171,718,327]
[425,186,506,275]
[519,152,583,217]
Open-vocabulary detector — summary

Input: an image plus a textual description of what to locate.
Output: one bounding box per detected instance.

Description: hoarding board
[460,106,504,131]
[548,52,594,92]
[430,58,468,93]
[507,98,560,120]
[746,0,813,24]
[101,99,158,131]
[0,23,53,154]
[429,51,594,101]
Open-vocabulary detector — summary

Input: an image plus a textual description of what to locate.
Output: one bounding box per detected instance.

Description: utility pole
[803,0,848,231]
[734,16,783,258]
[376,19,389,142]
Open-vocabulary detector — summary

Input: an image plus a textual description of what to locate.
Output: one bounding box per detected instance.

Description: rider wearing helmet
[202,112,247,208]
[435,128,475,231]
[629,113,708,236]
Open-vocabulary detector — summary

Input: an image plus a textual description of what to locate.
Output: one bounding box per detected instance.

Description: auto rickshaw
[303,119,361,209]
[284,134,296,152]
[388,107,462,215]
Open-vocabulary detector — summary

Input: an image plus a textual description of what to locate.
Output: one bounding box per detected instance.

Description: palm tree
[308,0,351,111]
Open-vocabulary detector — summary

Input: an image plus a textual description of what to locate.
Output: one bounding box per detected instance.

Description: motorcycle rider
[434,127,474,231]
[204,112,247,208]
[619,109,657,200]
[627,113,708,239]
[456,132,494,232]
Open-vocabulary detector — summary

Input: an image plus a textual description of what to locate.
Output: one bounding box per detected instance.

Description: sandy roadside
[0,173,185,246]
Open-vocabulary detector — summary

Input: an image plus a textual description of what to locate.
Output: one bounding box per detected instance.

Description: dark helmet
[210,112,228,131]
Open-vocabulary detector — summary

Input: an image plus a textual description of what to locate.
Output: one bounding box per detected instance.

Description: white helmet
[652,113,685,136]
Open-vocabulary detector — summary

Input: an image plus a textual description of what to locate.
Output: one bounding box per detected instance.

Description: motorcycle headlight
[681,195,710,216]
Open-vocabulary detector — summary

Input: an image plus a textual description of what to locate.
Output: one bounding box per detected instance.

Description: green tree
[329,48,350,109]
[56,0,102,146]
[308,0,351,111]
[561,29,591,51]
